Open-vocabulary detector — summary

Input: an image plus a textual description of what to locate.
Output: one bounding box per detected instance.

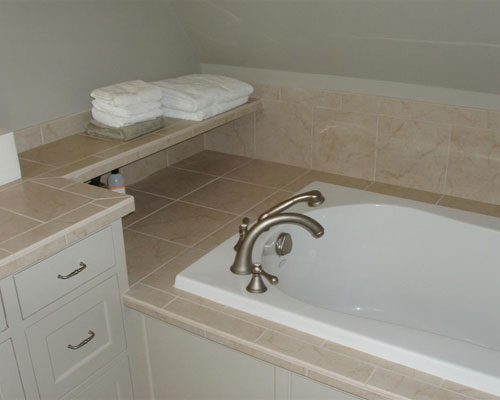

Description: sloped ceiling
[172,0,500,94]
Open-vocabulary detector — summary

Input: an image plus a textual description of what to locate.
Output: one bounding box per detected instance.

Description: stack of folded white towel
[153,74,254,121]
[90,80,163,128]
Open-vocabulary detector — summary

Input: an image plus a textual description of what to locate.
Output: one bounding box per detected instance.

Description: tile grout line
[253,329,267,343]
[310,106,315,170]
[124,225,191,248]
[130,247,193,287]
[175,198,240,216]
[0,205,45,224]
[0,200,104,249]
[123,200,175,229]
[441,126,453,196]
[373,115,380,181]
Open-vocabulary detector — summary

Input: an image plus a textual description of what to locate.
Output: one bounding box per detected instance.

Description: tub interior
[262,203,500,351]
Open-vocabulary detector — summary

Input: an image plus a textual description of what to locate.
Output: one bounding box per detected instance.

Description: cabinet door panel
[62,356,133,400]
[26,276,125,399]
[0,291,6,333]
[145,317,275,400]
[0,339,25,400]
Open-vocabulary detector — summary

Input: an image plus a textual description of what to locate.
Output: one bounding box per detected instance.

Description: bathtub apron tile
[367,369,469,400]
[255,331,374,383]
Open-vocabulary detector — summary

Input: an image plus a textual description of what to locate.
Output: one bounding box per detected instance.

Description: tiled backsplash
[205,82,500,205]
[13,110,91,153]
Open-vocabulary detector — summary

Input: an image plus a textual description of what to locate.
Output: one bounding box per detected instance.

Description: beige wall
[0,0,200,131]
[173,0,500,95]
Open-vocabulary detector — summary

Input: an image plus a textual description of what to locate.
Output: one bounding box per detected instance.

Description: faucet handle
[246,263,279,293]
[233,217,250,251]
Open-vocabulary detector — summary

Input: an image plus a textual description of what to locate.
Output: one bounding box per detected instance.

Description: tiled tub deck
[123,150,500,400]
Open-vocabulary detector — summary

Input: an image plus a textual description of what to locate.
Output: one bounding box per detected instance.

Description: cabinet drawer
[62,356,133,400]
[26,276,126,399]
[15,226,115,318]
[0,291,6,333]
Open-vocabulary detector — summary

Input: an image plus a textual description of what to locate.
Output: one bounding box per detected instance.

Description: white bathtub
[175,182,500,395]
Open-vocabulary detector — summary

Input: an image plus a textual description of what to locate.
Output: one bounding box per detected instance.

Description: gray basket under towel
[86,117,165,141]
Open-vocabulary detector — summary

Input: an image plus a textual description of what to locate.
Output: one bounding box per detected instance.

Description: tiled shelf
[19,99,262,182]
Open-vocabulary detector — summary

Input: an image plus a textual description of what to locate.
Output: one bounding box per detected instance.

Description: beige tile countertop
[0,100,261,279]
[122,150,500,400]
[0,178,134,279]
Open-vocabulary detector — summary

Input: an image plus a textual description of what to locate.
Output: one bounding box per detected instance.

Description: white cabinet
[0,220,131,400]
[62,356,134,400]
[141,314,365,400]
[14,226,116,318]
[145,316,275,400]
[0,339,25,400]
[0,291,7,333]
[26,277,126,399]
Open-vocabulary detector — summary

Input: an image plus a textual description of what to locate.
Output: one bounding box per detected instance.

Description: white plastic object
[0,131,21,186]
[107,169,125,194]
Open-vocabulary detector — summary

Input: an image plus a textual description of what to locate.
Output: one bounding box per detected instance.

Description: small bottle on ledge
[107,169,126,194]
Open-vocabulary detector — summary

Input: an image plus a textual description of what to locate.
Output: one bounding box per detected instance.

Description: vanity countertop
[121,150,500,400]
[0,174,134,279]
[0,99,262,279]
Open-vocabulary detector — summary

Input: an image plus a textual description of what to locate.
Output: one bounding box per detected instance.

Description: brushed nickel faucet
[230,190,325,293]
[233,190,325,252]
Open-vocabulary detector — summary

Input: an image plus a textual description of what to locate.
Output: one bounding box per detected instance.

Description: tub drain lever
[246,263,278,294]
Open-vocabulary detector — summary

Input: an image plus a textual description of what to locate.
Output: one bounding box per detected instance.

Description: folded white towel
[154,74,253,113]
[92,99,161,118]
[91,80,162,108]
[162,96,248,121]
[91,107,163,128]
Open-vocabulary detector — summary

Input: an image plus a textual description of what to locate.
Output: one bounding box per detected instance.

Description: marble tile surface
[129,167,215,199]
[367,182,442,204]
[0,208,40,243]
[376,117,450,192]
[124,229,185,285]
[204,113,256,158]
[0,181,89,222]
[445,126,500,203]
[173,150,250,176]
[255,100,313,168]
[166,135,204,165]
[285,170,372,192]
[14,125,43,153]
[281,86,342,109]
[122,189,172,227]
[41,110,91,144]
[20,134,118,167]
[313,108,377,180]
[226,159,307,188]
[131,202,234,246]
[182,178,274,214]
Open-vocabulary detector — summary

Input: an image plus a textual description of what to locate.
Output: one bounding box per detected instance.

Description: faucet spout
[258,190,325,221]
[230,212,324,275]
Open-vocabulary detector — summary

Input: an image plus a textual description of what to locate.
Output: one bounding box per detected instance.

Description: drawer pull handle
[67,330,95,350]
[57,262,87,280]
